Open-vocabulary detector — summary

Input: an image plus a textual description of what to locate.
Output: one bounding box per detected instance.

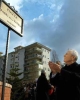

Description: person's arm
[60,68,80,84]
[48,61,80,85]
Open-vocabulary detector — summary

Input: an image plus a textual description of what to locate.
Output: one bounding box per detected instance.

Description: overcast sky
[0,0,80,63]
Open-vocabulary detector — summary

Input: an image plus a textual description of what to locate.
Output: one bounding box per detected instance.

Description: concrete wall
[0,81,12,100]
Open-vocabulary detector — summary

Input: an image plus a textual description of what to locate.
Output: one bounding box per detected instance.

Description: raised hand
[48,61,61,73]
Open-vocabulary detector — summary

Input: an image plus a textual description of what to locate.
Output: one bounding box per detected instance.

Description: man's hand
[51,85,54,89]
[48,61,61,73]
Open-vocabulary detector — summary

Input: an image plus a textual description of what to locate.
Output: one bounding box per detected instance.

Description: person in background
[36,70,54,100]
[48,49,80,100]
[49,61,61,100]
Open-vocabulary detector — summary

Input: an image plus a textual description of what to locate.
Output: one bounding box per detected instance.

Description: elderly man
[48,49,80,100]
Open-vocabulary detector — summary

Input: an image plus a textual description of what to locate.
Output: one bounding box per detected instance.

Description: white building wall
[7,52,14,77]
[7,48,25,79]
[18,49,25,78]
[42,48,51,80]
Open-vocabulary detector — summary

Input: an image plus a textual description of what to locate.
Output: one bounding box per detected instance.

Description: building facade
[24,42,51,82]
[7,46,25,79]
[0,42,51,82]
[0,46,25,80]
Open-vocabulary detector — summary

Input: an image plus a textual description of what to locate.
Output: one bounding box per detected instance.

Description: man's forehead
[66,51,72,54]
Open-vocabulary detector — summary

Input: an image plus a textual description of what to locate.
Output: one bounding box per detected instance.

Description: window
[48,68,50,71]
[11,55,13,57]
[11,65,14,68]
[43,61,44,64]
[16,65,18,67]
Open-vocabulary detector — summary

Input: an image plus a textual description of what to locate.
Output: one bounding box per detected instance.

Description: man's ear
[72,55,76,61]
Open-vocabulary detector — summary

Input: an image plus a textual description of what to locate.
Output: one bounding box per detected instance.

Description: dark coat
[49,72,59,86]
[51,62,80,100]
[49,72,59,100]
[36,73,51,100]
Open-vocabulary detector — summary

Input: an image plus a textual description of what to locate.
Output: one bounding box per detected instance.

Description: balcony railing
[35,48,42,52]
[35,61,43,64]
[24,61,43,66]
[25,55,43,60]
[25,48,42,54]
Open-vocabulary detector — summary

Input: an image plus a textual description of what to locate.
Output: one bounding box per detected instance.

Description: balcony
[24,71,29,74]
[25,48,42,55]
[25,72,38,79]
[24,66,39,71]
[25,54,43,61]
[35,61,43,64]
[24,60,43,67]
[35,48,42,53]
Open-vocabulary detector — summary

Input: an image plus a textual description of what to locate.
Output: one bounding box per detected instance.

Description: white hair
[68,49,78,61]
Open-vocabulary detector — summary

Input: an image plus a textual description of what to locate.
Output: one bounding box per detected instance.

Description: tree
[6,68,25,100]
[51,50,59,63]
[51,50,65,67]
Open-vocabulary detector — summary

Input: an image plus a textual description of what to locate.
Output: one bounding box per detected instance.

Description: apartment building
[0,42,51,82]
[24,42,51,82]
[7,46,25,79]
[0,46,25,80]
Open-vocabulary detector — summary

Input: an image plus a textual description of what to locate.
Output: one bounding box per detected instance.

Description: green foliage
[6,68,25,100]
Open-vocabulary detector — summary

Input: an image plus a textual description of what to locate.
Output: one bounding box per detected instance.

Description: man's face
[64,51,73,63]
